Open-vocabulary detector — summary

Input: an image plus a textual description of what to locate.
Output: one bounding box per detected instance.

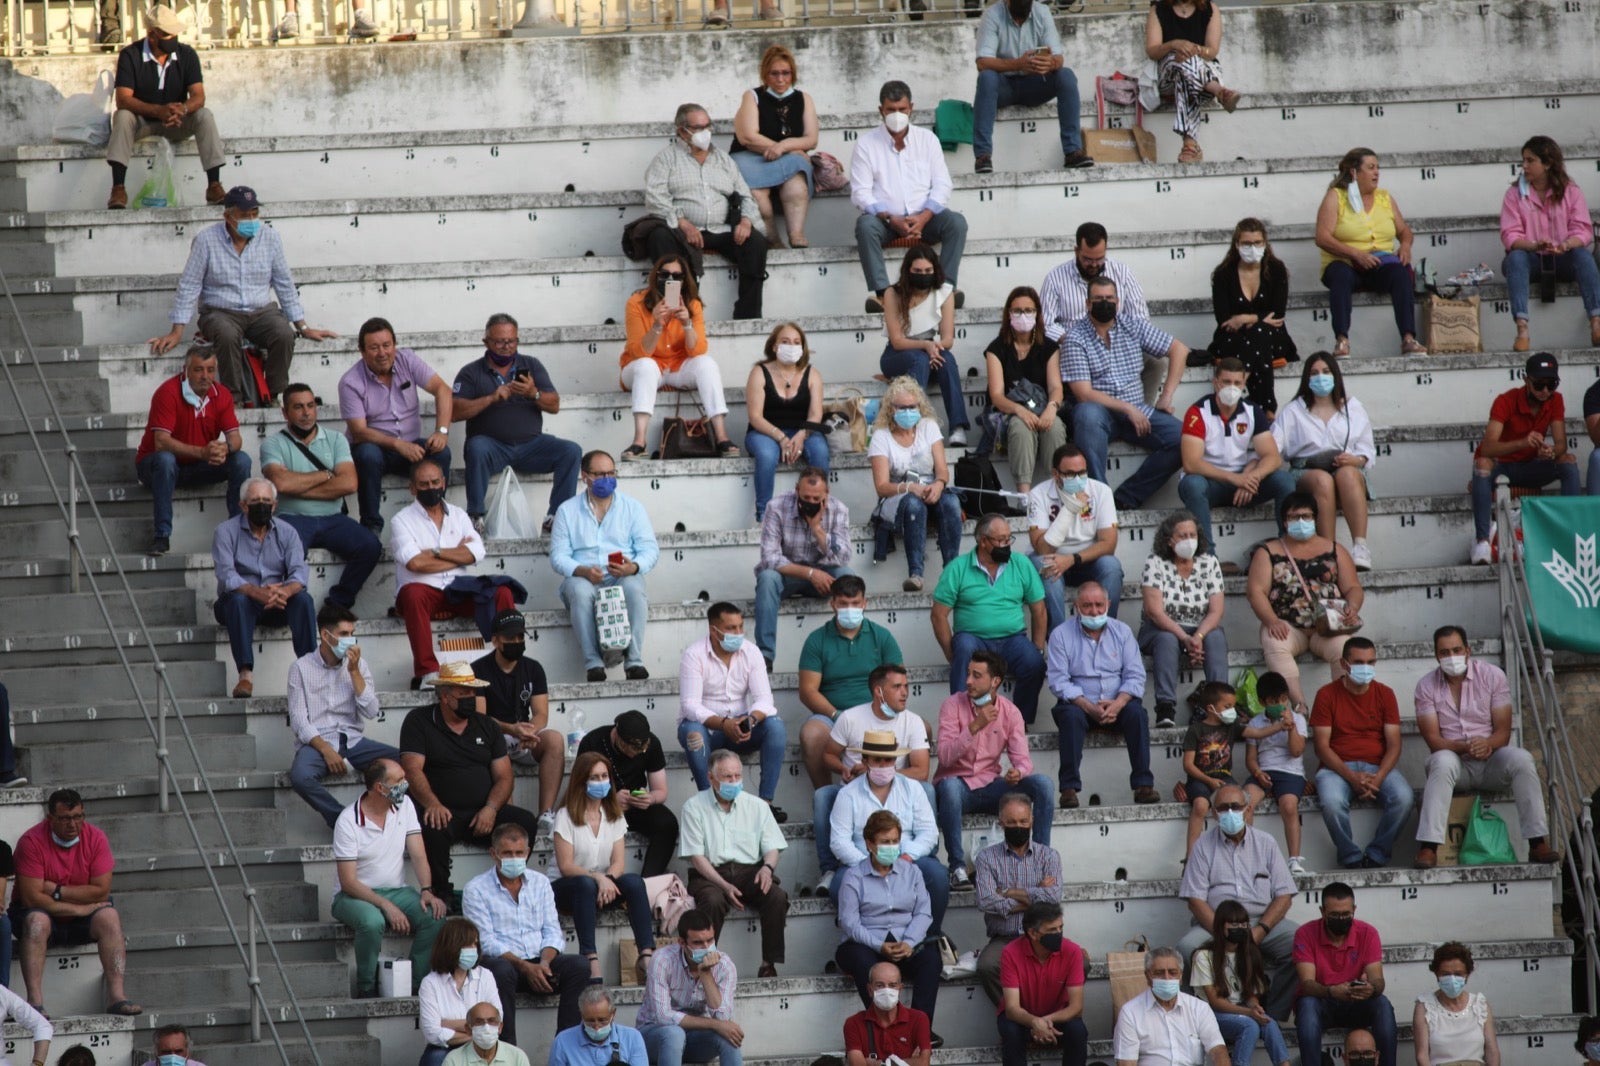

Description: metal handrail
[1494,477,1600,1011]
[0,263,322,1065]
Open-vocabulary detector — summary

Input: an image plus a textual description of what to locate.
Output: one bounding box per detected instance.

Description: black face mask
[1089,300,1117,324]
[499,640,526,661]
[416,487,445,509]
[990,545,1013,564]
[797,499,822,519]
[1323,915,1354,937]
[907,273,937,291]
[1007,0,1031,17]
[1225,927,1250,945]
[1003,825,1031,848]
[149,33,173,53]
[1346,1057,1378,1066]
[285,421,316,441]
[1038,933,1064,953]
[247,502,274,527]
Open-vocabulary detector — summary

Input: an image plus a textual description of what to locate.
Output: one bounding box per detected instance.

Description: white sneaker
[1348,543,1372,571]
[273,10,298,36]
[350,8,378,36]
[473,515,487,534]
[1287,856,1309,877]
[537,809,556,832]
[947,427,968,448]
[1469,539,1493,566]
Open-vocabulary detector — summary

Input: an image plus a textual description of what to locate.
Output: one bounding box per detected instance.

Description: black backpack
[953,454,1024,519]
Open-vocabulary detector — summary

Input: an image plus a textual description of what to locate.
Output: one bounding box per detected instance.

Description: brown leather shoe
[1529,841,1560,864]
[1413,844,1437,869]
[205,180,226,205]
[757,962,778,978]
[1058,789,1079,809]
[1133,786,1161,804]
[231,678,253,698]
[107,185,128,209]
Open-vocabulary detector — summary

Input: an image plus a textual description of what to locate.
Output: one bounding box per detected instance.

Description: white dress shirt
[417,966,501,1047]
[1113,989,1224,1066]
[389,500,485,590]
[849,124,953,218]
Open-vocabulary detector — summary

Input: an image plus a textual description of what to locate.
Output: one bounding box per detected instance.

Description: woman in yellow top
[1314,146,1426,358]
[618,255,738,459]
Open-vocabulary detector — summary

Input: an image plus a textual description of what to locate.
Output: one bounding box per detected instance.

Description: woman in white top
[551,751,657,983]
[1137,509,1228,727]
[0,986,48,1066]
[868,376,963,592]
[1414,941,1498,1066]
[1270,353,1377,571]
[1190,900,1290,1066]
[879,245,970,448]
[417,917,500,1066]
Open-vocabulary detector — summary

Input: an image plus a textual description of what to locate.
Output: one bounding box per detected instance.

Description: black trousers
[643,225,768,320]
[624,803,680,878]
[419,803,538,898]
[481,952,589,1046]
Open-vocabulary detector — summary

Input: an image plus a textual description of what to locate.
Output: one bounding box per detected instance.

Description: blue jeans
[1471,458,1580,539]
[463,432,581,517]
[641,1023,743,1066]
[679,717,788,802]
[1314,760,1415,867]
[418,1046,449,1066]
[1137,619,1228,707]
[1069,402,1182,509]
[1215,1011,1291,1066]
[856,210,969,294]
[1503,247,1600,321]
[830,856,949,936]
[999,1014,1087,1066]
[754,565,856,663]
[551,871,656,956]
[949,632,1045,725]
[885,492,963,578]
[1032,552,1124,632]
[351,441,452,530]
[559,573,647,670]
[1320,260,1416,340]
[745,430,831,522]
[1052,697,1153,792]
[0,682,17,779]
[880,344,970,433]
[973,68,1084,159]
[213,589,316,671]
[1177,468,1298,554]
[276,513,382,608]
[290,735,400,828]
[136,449,250,537]
[1294,994,1398,1066]
[935,775,1054,867]
[813,778,938,875]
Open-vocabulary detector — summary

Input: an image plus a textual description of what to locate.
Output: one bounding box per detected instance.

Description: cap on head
[615,710,651,745]
[1526,352,1559,378]
[222,186,260,211]
[490,610,526,637]
[145,4,184,33]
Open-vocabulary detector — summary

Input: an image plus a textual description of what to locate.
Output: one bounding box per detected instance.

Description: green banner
[1521,496,1600,653]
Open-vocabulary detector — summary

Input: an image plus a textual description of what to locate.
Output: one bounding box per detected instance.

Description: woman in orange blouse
[619,255,737,459]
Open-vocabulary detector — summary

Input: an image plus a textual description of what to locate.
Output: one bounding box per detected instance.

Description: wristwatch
[431,548,442,559]
[51,886,61,902]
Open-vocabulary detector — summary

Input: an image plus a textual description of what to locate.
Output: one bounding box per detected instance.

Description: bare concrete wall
[3,0,1597,146]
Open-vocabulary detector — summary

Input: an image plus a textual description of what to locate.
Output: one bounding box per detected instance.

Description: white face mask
[688,128,713,151]
[471,1025,499,1050]
[873,986,901,1011]
[883,111,911,134]
[1173,537,1199,560]
[775,343,804,365]
[1217,385,1245,408]
[1238,244,1266,264]
[1439,654,1469,677]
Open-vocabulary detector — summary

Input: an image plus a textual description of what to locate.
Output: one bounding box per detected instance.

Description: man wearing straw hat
[108,5,226,209]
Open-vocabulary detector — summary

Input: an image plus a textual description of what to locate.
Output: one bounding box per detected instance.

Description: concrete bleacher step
[90,807,286,850]
[0,657,224,702]
[19,732,259,780]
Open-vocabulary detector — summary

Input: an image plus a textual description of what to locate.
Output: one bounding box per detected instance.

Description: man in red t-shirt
[997,901,1087,1066]
[843,961,932,1066]
[1291,881,1396,1066]
[1310,637,1412,868]
[9,788,140,1016]
[1468,351,1579,565]
[133,347,251,557]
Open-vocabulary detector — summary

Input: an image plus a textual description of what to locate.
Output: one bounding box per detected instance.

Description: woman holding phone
[1500,134,1600,352]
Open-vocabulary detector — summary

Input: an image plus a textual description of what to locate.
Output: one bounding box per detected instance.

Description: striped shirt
[285,647,381,751]
[643,139,763,233]
[1039,257,1149,341]
[461,868,566,961]
[756,492,852,575]
[169,221,305,325]
[973,840,1063,937]
[635,943,737,1028]
[1061,316,1176,417]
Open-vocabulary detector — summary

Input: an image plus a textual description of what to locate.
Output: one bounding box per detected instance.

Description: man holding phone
[972,0,1091,174]
[451,313,582,537]
[1291,882,1397,1066]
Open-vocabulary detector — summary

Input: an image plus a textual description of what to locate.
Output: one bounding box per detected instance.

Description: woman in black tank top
[730,45,819,248]
[744,322,830,522]
[1144,0,1242,163]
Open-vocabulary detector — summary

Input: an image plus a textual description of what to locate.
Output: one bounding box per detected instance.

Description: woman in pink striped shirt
[1499,135,1600,352]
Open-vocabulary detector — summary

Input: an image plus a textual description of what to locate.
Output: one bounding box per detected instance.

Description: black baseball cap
[615,710,652,744]
[491,609,526,636]
[1525,352,1560,379]
[221,185,260,210]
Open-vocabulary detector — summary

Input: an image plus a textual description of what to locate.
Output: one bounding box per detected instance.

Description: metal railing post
[248,894,261,1041]
[156,662,169,812]
[68,458,80,593]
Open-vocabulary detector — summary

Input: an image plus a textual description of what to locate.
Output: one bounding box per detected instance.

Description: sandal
[1332,337,1350,358]
[106,999,142,1016]
[1218,88,1242,113]
[716,439,740,457]
[787,235,809,248]
[1178,141,1203,163]
[620,444,647,461]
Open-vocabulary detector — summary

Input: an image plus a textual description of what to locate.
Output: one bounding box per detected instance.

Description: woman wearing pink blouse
[1500,135,1600,352]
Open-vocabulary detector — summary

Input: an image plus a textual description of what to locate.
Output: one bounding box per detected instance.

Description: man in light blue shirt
[972,0,1090,173]
[549,450,659,683]
[212,476,315,698]
[1044,581,1157,809]
[549,987,649,1066]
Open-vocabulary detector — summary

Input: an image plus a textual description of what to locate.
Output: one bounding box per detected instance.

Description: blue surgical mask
[235,218,262,239]
[1218,708,1237,724]
[1217,810,1246,836]
[331,635,357,659]
[716,781,743,802]
[1585,1039,1600,1062]
[1079,613,1109,631]
[458,947,479,970]
[835,607,865,630]
[1308,373,1336,397]
[583,1025,612,1044]
[498,857,527,879]
[180,378,206,408]
[893,408,921,430]
[586,780,612,800]
[717,630,744,653]
[972,691,993,706]
[1060,475,1088,495]
[1347,664,1376,685]
[51,831,80,849]
[1286,519,1317,541]
[688,944,715,964]
[158,1056,187,1066]
[765,85,796,100]
[589,475,617,499]
[874,843,902,865]
[1151,978,1181,1001]
[1437,974,1467,997]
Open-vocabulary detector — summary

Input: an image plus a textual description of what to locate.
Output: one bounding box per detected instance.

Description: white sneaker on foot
[1287,856,1309,877]
[1348,543,1372,571]
[350,8,378,35]
[274,10,298,36]
[1470,539,1493,565]
[537,810,556,832]
[947,427,968,448]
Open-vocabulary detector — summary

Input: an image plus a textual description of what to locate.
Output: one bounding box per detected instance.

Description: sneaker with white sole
[1287,856,1309,877]
[949,864,972,889]
[537,810,556,833]
[1469,539,1493,566]
[1348,543,1372,571]
[947,427,968,448]
[274,10,298,37]
[350,8,378,36]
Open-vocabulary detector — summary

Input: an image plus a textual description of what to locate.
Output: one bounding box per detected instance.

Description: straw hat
[847,729,911,758]
[423,661,490,688]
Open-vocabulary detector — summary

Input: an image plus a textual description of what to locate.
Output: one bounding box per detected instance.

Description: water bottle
[566,708,586,756]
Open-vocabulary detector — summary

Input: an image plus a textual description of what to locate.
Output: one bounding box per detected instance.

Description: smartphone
[609,551,625,566]
[1033,47,1050,56]
[632,788,649,796]
[514,369,531,381]
[664,278,682,308]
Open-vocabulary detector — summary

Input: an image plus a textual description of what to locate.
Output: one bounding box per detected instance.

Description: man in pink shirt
[934,651,1053,889]
[1291,882,1395,1066]
[9,789,140,1016]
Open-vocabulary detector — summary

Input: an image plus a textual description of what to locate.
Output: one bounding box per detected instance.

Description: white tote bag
[482,468,536,540]
[595,585,632,652]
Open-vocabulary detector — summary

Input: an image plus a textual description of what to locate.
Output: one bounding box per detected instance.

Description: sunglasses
[659,271,686,280]
[1529,377,1559,391]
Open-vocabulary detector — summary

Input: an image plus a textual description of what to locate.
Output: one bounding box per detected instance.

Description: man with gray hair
[442,1002,530,1066]
[450,313,581,536]
[211,476,315,697]
[549,986,649,1066]
[641,104,769,320]
[139,1023,208,1066]
[1113,946,1227,1066]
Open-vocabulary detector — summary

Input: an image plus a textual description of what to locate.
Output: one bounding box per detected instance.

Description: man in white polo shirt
[1113,946,1228,1066]
[1027,442,1122,630]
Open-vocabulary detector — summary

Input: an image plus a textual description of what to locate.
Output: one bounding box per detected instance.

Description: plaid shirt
[756,491,851,575]
[635,943,737,1027]
[643,139,763,234]
[170,221,305,325]
[1061,315,1175,416]
[974,840,1063,937]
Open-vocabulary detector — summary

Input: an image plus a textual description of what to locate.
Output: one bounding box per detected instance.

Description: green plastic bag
[1233,668,1261,720]
[136,139,178,209]
[1458,796,1516,865]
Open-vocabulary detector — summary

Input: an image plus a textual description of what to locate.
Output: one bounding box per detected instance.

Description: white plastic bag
[136,139,179,209]
[595,585,632,652]
[51,70,114,147]
[482,468,536,540]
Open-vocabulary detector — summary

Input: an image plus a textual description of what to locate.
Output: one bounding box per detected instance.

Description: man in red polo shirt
[1291,881,1395,1066]
[9,788,140,1017]
[998,901,1087,1066]
[1469,351,1579,564]
[133,346,251,557]
[843,961,932,1066]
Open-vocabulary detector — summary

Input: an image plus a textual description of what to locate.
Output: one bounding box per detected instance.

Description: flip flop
[106,1000,143,1016]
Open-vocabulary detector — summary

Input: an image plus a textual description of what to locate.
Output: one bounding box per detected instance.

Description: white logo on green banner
[1540,533,1600,609]
[1521,497,1600,653]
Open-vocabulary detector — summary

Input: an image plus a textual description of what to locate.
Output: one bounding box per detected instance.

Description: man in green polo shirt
[931,513,1048,725]
[797,575,905,788]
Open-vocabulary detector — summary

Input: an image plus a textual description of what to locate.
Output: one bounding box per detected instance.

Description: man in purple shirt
[336,317,455,533]
[753,468,856,669]
[1413,624,1556,867]
[211,477,315,698]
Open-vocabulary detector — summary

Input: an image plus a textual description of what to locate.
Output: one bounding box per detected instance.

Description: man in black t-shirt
[578,710,679,877]
[398,661,539,902]
[471,610,564,823]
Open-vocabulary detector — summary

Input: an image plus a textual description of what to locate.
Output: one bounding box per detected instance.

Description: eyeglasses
[1057,468,1087,479]
[767,68,794,78]
[1529,377,1559,391]
[1215,803,1248,813]
[682,124,712,133]
[485,337,519,348]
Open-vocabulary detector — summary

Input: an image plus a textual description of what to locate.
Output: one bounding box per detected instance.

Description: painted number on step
[1126,528,1144,541]
[1425,586,1446,600]
[1546,97,1562,109]
[1529,1036,1546,1049]
[1304,889,1321,904]
[1113,900,1125,913]
[489,146,501,157]
[1169,248,1185,260]
[1416,373,1433,385]
[1098,824,1109,837]
[1019,121,1037,133]
[1429,234,1448,247]
[1400,886,1418,900]
[1312,309,1330,322]
[1165,745,1183,759]
[979,190,994,202]
[1399,515,1417,528]
[1420,167,1437,181]
[1494,301,1510,314]
[1524,958,1541,971]
[56,956,79,970]
[1493,882,1510,895]
[1242,176,1258,189]
[1280,107,1296,121]
[817,266,828,276]
[996,256,1010,268]
[885,611,898,623]
[843,130,857,142]
[1367,105,1384,118]
[1064,185,1080,198]
[1216,523,1236,538]
[1154,180,1171,193]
